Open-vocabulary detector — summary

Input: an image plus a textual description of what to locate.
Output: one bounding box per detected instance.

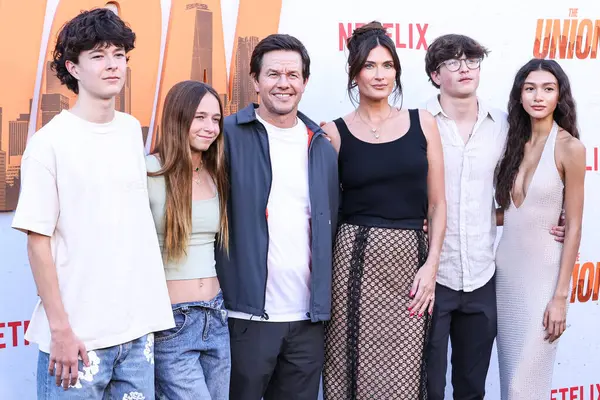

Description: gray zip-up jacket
[215,103,339,322]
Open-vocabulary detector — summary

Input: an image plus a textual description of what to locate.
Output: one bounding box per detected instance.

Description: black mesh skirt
[323,223,431,400]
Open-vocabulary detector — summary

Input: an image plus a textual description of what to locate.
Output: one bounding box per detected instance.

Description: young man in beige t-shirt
[12,8,173,398]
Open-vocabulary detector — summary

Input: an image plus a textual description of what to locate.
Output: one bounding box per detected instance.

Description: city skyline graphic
[150,0,281,152]
[0,0,47,211]
[0,0,282,211]
[189,3,260,114]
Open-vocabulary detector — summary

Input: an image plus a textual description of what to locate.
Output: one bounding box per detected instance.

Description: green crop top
[145,155,219,280]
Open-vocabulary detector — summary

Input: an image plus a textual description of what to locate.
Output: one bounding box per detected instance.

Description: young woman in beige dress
[494,59,585,400]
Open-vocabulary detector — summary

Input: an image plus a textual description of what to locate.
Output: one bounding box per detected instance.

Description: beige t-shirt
[11,110,174,353]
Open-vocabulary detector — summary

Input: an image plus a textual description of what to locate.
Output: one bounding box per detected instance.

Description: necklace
[357,106,394,139]
[193,161,204,186]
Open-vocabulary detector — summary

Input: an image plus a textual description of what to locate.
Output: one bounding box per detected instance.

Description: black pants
[426,277,497,400]
[228,318,324,400]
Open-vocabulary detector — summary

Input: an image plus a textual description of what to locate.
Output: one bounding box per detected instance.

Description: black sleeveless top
[335,109,428,230]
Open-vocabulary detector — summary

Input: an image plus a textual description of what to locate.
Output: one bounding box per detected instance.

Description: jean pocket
[154,309,187,342]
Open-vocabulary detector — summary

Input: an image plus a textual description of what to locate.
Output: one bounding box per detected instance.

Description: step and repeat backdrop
[0,0,598,398]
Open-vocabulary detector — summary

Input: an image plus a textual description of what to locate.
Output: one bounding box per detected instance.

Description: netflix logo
[0,320,30,349]
[552,383,600,399]
[338,22,430,51]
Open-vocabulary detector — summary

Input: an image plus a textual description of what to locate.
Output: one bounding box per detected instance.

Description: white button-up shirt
[426,95,508,292]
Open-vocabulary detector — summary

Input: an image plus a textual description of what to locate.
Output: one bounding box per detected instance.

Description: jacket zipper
[307,130,319,321]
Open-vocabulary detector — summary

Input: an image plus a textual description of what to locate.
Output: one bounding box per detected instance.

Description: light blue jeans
[37,333,155,399]
[154,291,231,400]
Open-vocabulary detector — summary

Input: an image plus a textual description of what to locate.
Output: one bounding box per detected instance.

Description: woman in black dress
[321,22,446,399]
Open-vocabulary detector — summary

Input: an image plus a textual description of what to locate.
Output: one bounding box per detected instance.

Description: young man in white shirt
[423,34,565,400]
[12,8,173,398]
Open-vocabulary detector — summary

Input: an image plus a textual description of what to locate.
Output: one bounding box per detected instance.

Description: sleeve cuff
[11,220,54,237]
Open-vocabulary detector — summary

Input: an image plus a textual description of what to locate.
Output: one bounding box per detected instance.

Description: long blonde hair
[149,80,229,262]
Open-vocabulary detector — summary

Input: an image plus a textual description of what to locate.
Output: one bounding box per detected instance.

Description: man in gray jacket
[216,33,339,400]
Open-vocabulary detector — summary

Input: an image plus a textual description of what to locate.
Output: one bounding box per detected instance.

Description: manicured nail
[410,312,414,317]
[408,306,412,311]
[419,313,423,318]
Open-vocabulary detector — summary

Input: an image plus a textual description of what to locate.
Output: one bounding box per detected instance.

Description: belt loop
[220,309,228,325]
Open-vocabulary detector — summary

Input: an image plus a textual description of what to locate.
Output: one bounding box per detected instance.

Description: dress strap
[537,120,559,169]
[547,121,559,156]
[406,109,426,143]
[408,109,420,129]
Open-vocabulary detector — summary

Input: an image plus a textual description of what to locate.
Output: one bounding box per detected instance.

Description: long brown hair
[495,59,578,209]
[149,80,229,262]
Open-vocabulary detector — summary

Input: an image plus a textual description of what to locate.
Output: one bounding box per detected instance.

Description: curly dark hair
[51,8,136,94]
[495,58,579,209]
[346,21,403,106]
[425,34,489,89]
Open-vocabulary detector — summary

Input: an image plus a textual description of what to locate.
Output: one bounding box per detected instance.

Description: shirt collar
[426,94,499,123]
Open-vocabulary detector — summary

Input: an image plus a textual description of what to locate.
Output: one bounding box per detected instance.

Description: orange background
[0,0,282,210]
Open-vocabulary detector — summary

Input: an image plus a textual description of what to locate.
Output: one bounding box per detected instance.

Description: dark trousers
[426,277,497,400]
[228,318,324,400]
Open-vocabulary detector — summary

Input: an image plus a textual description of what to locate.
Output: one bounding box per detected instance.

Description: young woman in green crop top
[146,80,230,399]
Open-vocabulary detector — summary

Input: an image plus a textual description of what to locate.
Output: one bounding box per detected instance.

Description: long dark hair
[149,81,229,261]
[495,58,578,209]
[346,21,403,106]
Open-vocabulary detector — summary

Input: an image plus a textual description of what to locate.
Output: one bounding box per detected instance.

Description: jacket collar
[235,103,324,137]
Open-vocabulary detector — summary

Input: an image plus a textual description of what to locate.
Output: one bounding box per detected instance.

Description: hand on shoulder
[320,121,341,153]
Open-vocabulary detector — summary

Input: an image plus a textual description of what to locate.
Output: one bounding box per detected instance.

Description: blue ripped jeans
[154,290,231,400]
[37,333,155,399]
